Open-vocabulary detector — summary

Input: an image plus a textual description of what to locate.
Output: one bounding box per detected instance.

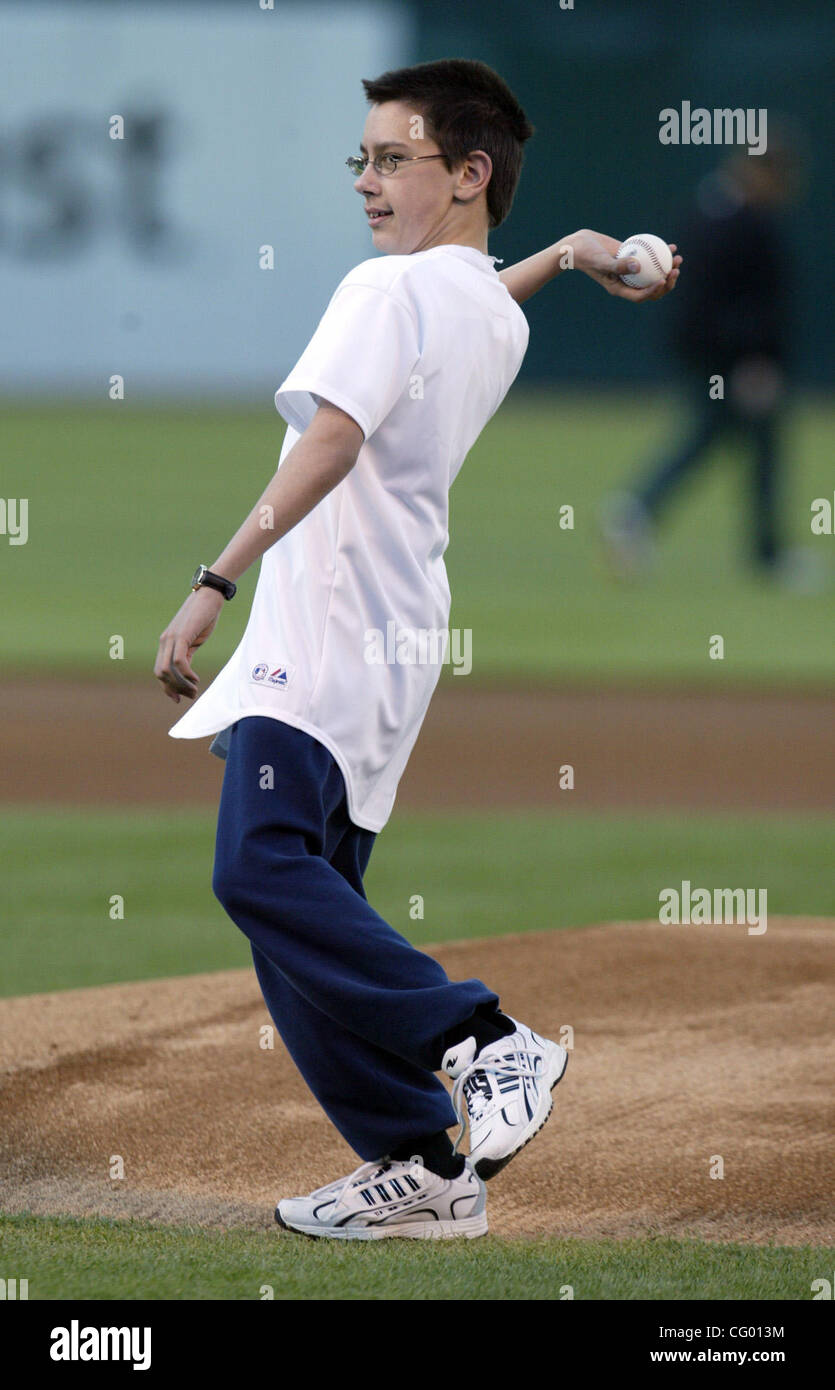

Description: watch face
[191,565,206,588]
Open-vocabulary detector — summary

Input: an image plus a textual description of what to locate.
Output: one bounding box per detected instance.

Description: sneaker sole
[473,1045,569,1182]
[275,1208,488,1241]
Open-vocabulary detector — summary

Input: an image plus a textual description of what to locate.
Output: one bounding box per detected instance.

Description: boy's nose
[354,167,381,195]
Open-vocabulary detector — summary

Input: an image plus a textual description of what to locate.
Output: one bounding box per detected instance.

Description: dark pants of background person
[633,373,784,568]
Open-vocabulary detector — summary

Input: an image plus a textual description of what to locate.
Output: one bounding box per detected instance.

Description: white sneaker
[442,1018,569,1180]
[275,1157,488,1241]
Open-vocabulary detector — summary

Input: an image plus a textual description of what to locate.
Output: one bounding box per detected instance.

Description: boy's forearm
[209,423,359,583]
[498,235,578,305]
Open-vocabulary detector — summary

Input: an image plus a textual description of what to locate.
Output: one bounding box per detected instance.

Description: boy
[155,58,680,1240]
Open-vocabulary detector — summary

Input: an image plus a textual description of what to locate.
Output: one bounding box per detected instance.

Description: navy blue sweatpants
[211,716,499,1160]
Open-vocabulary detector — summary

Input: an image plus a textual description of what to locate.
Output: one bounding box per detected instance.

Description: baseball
[617,233,673,288]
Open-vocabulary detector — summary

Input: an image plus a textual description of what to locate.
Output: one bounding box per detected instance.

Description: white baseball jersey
[168,244,529,830]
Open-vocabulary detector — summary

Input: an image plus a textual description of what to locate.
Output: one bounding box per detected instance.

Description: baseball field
[1,392,833,1300]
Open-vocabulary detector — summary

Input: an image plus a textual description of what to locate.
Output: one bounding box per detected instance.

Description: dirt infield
[2,676,834,809]
[2,680,832,1245]
[2,918,832,1245]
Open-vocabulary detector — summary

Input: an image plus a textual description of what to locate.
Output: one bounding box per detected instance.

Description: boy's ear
[453,150,492,206]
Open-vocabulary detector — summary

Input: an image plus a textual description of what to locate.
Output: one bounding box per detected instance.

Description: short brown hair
[361,58,534,229]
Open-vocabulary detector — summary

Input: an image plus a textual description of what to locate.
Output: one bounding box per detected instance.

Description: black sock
[441,1003,516,1062]
[389,1130,465,1180]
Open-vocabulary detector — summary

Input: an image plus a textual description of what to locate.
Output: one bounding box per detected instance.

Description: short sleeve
[275,282,420,442]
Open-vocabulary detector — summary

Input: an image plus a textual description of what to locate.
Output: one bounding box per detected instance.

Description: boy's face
[353,101,484,254]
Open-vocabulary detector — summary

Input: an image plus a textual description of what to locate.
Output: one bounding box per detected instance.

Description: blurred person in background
[602,124,816,588]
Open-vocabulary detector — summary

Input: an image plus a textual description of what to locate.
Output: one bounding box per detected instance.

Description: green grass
[2,1213,830,1300]
[1,393,832,684]
[1,805,831,998]
[447,389,835,684]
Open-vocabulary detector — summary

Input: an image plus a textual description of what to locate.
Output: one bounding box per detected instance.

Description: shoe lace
[450,1048,544,1155]
[331,1159,393,1209]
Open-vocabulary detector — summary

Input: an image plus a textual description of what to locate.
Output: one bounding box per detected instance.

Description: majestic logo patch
[251,662,295,689]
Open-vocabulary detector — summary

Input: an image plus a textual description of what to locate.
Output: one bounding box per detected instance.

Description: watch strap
[191,565,237,600]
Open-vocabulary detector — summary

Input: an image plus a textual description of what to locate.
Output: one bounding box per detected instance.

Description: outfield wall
[1,0,832,394]
[0,0,413,398]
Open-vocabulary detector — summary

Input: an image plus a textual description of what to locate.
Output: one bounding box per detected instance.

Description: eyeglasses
[345,153,447,177]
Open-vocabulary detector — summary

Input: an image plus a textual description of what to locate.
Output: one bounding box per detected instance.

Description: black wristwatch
[191,564,237,601]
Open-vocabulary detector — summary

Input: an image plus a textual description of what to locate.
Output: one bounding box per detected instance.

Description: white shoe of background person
[275,1157,488,1240]
[768,545,831,594]
[443,1018,569,1181]
[599,490,655,579]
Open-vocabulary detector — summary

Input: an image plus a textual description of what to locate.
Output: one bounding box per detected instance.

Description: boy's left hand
[568,229,682,301]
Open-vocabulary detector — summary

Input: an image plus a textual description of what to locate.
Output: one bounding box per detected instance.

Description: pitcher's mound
[1,919,832,1244]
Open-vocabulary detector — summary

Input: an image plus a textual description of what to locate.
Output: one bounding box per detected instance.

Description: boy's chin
[371,225,415,255]
[372,231,401,253]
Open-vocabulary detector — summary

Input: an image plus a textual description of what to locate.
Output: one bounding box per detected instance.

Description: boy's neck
[412,236,490,256]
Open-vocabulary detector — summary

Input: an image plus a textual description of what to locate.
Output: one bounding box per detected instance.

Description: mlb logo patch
[251,662,295,690]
